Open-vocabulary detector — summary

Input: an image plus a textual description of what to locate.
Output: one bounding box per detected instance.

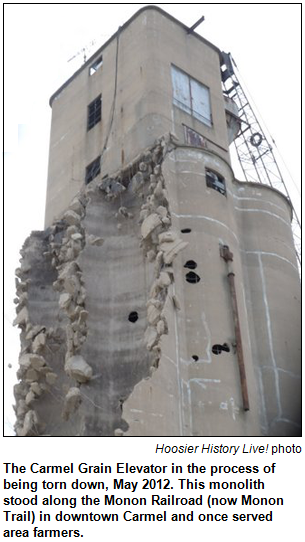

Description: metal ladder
[221,52,301,269]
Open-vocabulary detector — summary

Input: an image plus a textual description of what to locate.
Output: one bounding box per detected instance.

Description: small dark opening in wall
[192,355,199,362]
[181,228,192,234]
[184,260,197,270]
[212,343,230,355]
[128,311,139,323]
[185,271,201,284]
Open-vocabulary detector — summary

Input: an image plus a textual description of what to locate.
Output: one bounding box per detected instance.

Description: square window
[87,95,102,131]
[206,169,226,196]
[85,156,101,184]
[89,55,103,76]
[171,65,212,126]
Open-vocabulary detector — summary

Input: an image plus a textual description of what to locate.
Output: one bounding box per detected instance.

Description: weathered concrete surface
[13,136,186,436]
[14,6,301,436]
[122,147,301,437]
[14,140,301,436]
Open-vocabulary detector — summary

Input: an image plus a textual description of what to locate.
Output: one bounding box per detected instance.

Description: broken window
[85,156,101,184]
[87,95,102,130]
[171,65,212,126]
[184,125,208,148]
[89,55,103,76]
[206,169,226,196]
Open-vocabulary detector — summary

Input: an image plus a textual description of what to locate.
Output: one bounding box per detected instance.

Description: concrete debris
[156,319,167,335]
[25,390,35,406]
[99,177,126,199]
[13,133,183,436]
[144,326,158,351]
[141,213,162,239]
[13,306,29,327]
[19,410,38,437]
[32,331,46,354]
[63,210,81,226]
[25,369,39,382]
[62,387,82,420]
[69,198,84,215]
[65,355,93,383]
[45,372,58,385]
[86,234,104,246]
[59,293,71,310]
[147,304,161,325]
[30,382,42,396]
[159,238,189,265]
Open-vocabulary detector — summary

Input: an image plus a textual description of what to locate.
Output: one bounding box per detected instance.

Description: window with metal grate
[87,95,102,130]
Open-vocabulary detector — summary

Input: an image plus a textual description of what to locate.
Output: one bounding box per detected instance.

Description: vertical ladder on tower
[220,52,301,269]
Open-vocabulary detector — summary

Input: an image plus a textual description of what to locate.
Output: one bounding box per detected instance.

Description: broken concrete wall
[13,134,187,436]
[13,136,301,436]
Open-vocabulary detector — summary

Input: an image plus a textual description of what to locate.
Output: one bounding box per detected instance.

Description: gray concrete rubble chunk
[63,387,82,420]
[20,410,38,436]
[25,390,35,406]
[156,205,168,217]
[147,304,161,325]
[86,234,104,246]
[64,275,80,295]
[71,233,83,241]
[65,355,93,383]
[63,210,81,226]
[13,306,29,327]
[59,292,71,310]
[69,198,84,215]
[32,332,46,354]
[29,354,46,370]
[25,368,39,382]
[141,213,162,239]
[45,372,58,385]
[158,231,178,243]
[30,382,42,396]
[156,319,166,335]
[58,262,79,281]
[157,271,171,287]
[144,326,158,350]
[159,239,188,264]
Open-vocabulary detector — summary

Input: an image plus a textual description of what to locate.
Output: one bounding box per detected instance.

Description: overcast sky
[3,3,301,434]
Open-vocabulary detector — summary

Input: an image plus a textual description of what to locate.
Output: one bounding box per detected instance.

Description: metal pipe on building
[220,245,250,411]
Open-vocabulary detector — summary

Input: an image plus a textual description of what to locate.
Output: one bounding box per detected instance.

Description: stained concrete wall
[45,6,227,226]
[122,147,300,436]
[13,6,301,436]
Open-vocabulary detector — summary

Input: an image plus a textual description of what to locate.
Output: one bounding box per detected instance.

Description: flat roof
[49,5,221,106]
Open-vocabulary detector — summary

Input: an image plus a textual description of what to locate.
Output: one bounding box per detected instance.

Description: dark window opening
[184,260,197,270]
[89,55,103,76]
[192,355,199,362]
[87,95,102,130]
[185,271,201,284]
[212,343,230,355]
[206,169,226,196]
[85,156,101,184]
[128,311,139,323]
[181,228,192,234]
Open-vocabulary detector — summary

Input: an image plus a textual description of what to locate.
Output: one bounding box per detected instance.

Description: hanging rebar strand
[220,245,250,411]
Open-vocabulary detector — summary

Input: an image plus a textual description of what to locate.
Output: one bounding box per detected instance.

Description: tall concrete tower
[13,6,301,436]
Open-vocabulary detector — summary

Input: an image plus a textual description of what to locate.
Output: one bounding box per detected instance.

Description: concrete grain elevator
[13,6,301,436]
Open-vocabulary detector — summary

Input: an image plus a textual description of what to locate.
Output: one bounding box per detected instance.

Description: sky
[3,3,301,434]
